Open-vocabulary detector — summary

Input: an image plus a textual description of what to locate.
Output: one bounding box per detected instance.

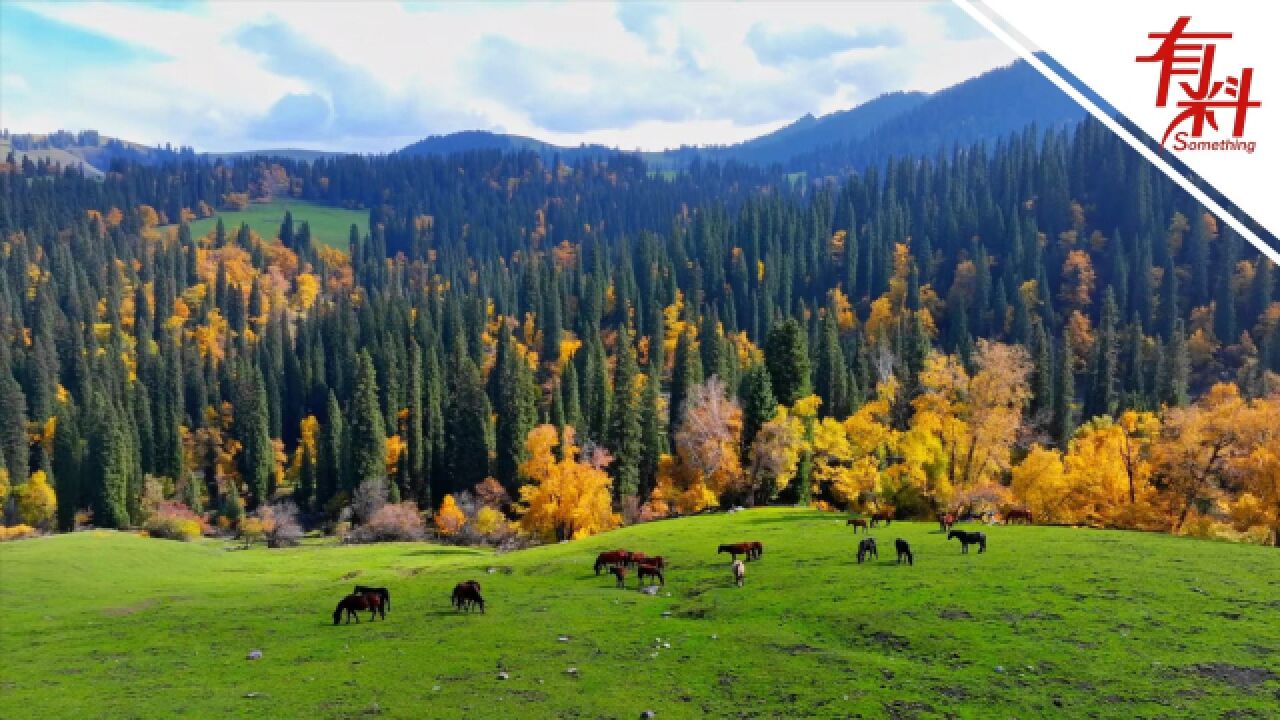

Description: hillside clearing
[2,509,1277,719]
[171,199,366,250]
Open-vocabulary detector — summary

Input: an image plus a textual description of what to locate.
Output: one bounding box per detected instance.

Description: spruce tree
[445,350,491,495]
[349,350,388,494]
[607,328,643,500]
[235,361,274,509]
[493,325,538,493]
[764,318,811,405]
[739,363,777,457]
[1087,287,1120,419]
[669,327,703,434]
[1052,331,1076,450]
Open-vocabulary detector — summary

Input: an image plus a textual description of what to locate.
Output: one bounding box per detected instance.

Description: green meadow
[176,199,366,250]
[2,508,1277,719]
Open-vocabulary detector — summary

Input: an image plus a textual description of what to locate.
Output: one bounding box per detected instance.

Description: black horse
[856,537,878,564]
[895,539,913,565]
[353,585,390,613]
[948,530,987,554]
[333,592,384,625]
[452,580,485,612]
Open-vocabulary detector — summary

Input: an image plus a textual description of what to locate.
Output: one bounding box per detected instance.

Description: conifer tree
[349,350,388,494]
[607,328,642,500]
[764,318,811,405]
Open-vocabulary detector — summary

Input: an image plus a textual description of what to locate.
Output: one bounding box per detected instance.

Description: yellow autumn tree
[652,377,743,514]
[1011,445,1073,523]
[517,425,619,541]
[434,494,467,536]
[16,470,57,529]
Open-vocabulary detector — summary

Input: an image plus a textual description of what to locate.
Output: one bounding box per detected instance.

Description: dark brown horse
[609,565,627,588]
[637,555,666,570]
[637,564,664,586]
[948,530,987,554]
[717,543,759,561]
[1004,508,1033,525]
[938,513,956,533]
[333,592,384,624]
[452,580,485,612]
[353,585,390,612]
[856,537,878,563]
[895,538,913,565]
[847,517,869,533]
[594,550,631,575]
[869,510,893,527]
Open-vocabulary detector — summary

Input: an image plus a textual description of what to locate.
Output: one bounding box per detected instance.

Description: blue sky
[0,1,1014,152]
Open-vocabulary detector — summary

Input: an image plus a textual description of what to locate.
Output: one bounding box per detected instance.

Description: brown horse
[1004,508,1033,525]
[353,585,390,612]
[594,549,631,575]
[452,580,485,612]
[637,555,666,570]
[637,564,664,586]
[717,543,759,561]
[938,513,956,533]
[609,565,627,588]
[847,517,869,533]
[333,592,384,624]
[869,510,893,527]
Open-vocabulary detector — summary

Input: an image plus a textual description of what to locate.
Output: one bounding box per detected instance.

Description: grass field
[2,509,1278,719]
[176,199,367,250]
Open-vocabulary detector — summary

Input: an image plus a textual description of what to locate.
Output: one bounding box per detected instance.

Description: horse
[452,580,485,613]
[353,585,390,613]
[626,552,648,568]
[717,543,755,562]
[637,564,664,587]
[609,565,627,589]
[1004,508,1033,525]
[895,539,913,565]
[856,537,878,563]
[637,555,666,570]
[869,510,893,528]
[333,592,384,625]
[948,530,987,554]
[847,517,869,534]
[594,550,631,575]
[938,513,956,533]
[732,559,745,587]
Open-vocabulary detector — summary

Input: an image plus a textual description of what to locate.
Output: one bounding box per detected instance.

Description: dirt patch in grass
[103,598,158,616]
[339,570,362,580]
[1188,663,1277,689]
[938,608,972,620]
[869,631,911,652]
[884,700,934,719]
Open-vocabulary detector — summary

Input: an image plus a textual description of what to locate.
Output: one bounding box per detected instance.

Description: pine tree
[764,318,811,405]
[445,349,491,495]
[493,325,538,493]
[235,361,274,509]
[1161,319,1191,407]
[1052,330,1076,450]
[1215,227,1238,343]
[318,391,345,506]
[607,328,642,500]
[813,311,848,416]
[51,401,83,531]
[638,360,665,497]
[739,362,777,457]
[1086,287,1120,419]
[669,327,703,434]
[406,340,427,504]
[296,442,316,513]
[87,393,131,528]
[349,350,388,494]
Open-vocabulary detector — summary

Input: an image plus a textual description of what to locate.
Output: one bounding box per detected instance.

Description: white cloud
[2,1,1015,152]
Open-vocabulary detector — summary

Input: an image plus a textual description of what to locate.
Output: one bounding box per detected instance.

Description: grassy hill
[176,199,366,250]
[2,509,1277,719]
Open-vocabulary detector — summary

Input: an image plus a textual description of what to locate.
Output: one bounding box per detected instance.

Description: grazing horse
[594,550,631,575]
[938,513,956,533]
[451,580,485,612]
[333,592,383,625]
[895,539,913,565]
[847,517,869,534]
[717,543,756,562]
[609,565,627,588]
[732,560,745,587]
[637,555,666,570]
[1004,508,1033,525]
[353,585,390,613]
[637,564,664,587]
[869,510,893,528]
[948,530,987,554]
[856,537,878,563]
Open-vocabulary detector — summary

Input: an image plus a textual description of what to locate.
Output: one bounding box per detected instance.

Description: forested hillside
[1,115,1277,545]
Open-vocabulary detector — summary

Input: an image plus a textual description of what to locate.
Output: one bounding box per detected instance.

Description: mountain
[395,56,1086,172]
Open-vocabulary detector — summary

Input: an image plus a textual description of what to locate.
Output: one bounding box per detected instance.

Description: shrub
[347,502,425,543]
[239,517,266,546]
[434,494,466,537]
[16,471,57,529]
[352,479,388,524]
[0,524,38,542]
[258,501,304,548]
[142,502,205,541]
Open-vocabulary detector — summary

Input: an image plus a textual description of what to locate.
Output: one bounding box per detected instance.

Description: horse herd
[330,514,1008,626]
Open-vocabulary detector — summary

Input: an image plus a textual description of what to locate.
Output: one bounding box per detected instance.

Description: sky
[0,1,1014,153]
